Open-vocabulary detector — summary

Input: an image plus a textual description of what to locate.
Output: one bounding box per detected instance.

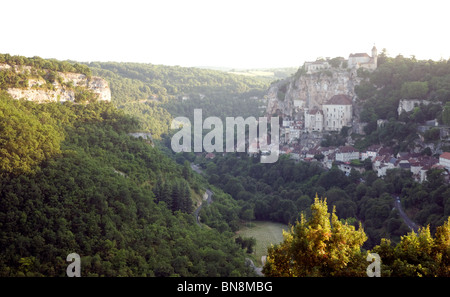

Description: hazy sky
[1,0,449,69]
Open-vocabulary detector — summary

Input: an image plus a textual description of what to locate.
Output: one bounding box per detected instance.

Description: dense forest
[2,52,450,277]
[0,54,101,104]
[0,54,92,77]
[354,51,450,151]
[182,151,450,249]
[87,62,269,138]
[0,92,256,276]
[263,197,450,277]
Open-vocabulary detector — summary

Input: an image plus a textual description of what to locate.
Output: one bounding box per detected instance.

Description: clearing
[237,221,289,266]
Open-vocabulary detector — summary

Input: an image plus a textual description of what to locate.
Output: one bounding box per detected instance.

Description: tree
[400,81,429,99]
[0,95,63,175]
[372,218,450,276]
[442,103,450,125]
[263,196,367,276]
[424,127,440,142]
[182,161,192,182]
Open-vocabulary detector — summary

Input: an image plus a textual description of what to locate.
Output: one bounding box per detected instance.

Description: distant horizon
[1,49,449,72]
[2,0,450,70]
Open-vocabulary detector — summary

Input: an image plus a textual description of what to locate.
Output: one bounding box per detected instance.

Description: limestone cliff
[266,68,361,118]
[0,63,111,103]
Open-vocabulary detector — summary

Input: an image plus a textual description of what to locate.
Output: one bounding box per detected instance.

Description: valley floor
[236,221,289,266]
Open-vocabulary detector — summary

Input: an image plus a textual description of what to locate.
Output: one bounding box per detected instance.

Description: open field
[237,221,289,266]
[228,70,275,77]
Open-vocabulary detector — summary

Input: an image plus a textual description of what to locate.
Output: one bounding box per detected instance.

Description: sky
[1,0,450,69]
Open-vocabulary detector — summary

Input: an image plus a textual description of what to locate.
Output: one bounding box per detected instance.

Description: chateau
[267,46,379,142]
[304,45,378,73]
[347,45,378,70]
[302,46,377,133]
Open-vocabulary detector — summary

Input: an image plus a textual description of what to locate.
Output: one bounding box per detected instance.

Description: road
[393,196,419,232]
[190,162,263,276]
[193,189,213,226]
[190,163,204,175]
[245,258,263,276]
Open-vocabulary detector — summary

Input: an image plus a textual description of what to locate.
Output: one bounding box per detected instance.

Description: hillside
[0,54,110,103]
[87,61,269,138]
[0,56,257,276]
[2,53,449,277]
[355,54,450,152]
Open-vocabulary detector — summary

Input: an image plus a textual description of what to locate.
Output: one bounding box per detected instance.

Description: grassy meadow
[237,221,289,266]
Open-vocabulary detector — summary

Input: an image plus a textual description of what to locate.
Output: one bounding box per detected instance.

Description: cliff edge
[0,63,111,103]
[266,68,361,118]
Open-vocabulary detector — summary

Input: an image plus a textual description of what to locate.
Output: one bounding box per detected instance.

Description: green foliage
[235,236,256,254]
[329,57,343,68]
[154,177,193,213]
[424,127,440,142]
[87,61,267,139]
[0,97,254,277]
[372,218,450,276]
[0,54,99,106]
[263,196,450,277]
[442,102,450,125]
[199,148,450,251]
[278,82,289,100]
[355,55,450,149]
[0,92,63,175]
[0,54,92,77]
[74,87,98,103]
[320,131,346,148]
[88,62,267,104]
[400,81,429,99]
[263,196,368,276]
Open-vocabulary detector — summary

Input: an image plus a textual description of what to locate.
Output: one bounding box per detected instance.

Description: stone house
[335,146,359,162]
[323,94,353,132]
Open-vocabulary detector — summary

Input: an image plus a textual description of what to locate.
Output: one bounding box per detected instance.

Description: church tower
[372,45,378,67]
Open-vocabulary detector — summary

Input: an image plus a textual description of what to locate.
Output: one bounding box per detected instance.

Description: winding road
[190,162,264,276]
[194,189,213,226]
[190,163,214,226]
[393,196,419,232]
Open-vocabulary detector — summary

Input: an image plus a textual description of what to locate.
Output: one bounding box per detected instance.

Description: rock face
[1,63,111,103]
[266,68,361,118]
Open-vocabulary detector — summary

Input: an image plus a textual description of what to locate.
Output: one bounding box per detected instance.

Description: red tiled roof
[307,108,323,115]
[326,94,352,105]
[440,152,450,160]
[338,146,358,153]
[349,53,370,58]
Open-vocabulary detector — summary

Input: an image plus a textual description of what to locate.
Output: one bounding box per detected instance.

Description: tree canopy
[0,94,254,277]
[263,196,450,277]
[263,196,367,277]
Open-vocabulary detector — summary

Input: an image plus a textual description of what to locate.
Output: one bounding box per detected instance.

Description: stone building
[304,45,378,73]
[304,60,330,74]
[347,46,378,70]
[323,94,353,131]
[397,99,432,115]
[304,108,324,132]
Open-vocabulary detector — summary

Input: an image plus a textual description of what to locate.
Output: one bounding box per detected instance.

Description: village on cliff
[263,46,450,183]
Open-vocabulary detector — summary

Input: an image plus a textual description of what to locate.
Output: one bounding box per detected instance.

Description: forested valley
[1,53,450,277]
[0,91,256,276]
[0,55,273,276]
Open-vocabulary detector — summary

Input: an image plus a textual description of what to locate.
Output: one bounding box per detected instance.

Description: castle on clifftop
[301,46,378,132]
[304,45,378,74]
